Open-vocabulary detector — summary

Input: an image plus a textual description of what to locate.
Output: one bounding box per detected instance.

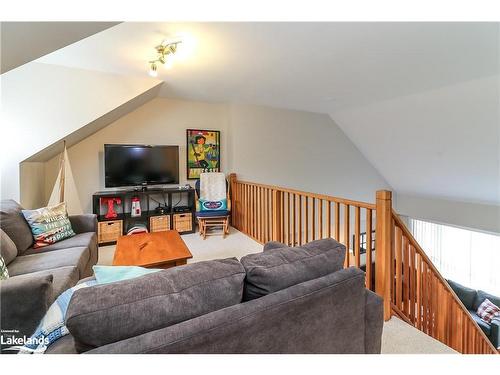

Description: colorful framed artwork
[186,129,221,180]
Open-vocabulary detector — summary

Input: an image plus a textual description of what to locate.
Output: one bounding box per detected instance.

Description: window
[409,218,500,295]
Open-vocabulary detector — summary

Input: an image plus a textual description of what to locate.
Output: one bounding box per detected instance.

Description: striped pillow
[476,299,500,323]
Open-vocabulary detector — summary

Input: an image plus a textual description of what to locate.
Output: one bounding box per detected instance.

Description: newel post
[375,190,392,321]
[228,173,237,227]
[272,189,283,242]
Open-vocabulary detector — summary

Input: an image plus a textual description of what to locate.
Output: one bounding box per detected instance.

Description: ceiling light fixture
[148,39,182,77]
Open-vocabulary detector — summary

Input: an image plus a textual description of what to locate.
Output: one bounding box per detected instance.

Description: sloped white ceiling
[1,62,162,201]
[0,22,120,73]
[36,22,500,204]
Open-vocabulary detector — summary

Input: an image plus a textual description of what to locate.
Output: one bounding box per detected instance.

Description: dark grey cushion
[87,267,374,354]
[68,214,97,234]
[0,228,17,265]
[0,199,33,253]
[7,247,90,278]
[66,258,246,352]
[240,238,346,301]
[23,233,96,255]
[263,241,288,251]
[0,273,53,339]
[447,279,477,310]
[473,290,500,312]
[18,266,80,303]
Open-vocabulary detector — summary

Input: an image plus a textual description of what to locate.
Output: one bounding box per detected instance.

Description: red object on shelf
[101,197,122,219]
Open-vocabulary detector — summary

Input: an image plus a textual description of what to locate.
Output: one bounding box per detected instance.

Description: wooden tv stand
[92,187,196,245]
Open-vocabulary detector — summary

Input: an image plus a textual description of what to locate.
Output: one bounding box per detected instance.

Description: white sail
[48,145,83,215]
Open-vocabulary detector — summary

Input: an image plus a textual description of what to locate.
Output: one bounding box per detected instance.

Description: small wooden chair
[195,173,231,240]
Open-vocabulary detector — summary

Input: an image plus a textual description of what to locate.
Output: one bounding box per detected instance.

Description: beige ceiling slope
[1,22,120,73]
[1,62,162,201]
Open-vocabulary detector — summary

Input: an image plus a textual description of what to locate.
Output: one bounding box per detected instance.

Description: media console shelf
[92,187,196,245]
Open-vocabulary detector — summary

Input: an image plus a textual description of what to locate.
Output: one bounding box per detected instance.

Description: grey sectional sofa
[47,238,383,354]
[0,199,98,342]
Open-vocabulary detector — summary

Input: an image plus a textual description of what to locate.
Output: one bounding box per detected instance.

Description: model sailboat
[48,141,83,215]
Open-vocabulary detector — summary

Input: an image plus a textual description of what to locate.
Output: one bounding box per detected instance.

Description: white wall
[42,98,390,213]
[228,104,391,203]
[0,62,161,202]
[396,194,500,235]
[332,75,500,206]
[44,98,230,213]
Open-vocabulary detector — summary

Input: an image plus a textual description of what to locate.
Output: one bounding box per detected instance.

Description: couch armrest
[69,214,97,234]
[0,274,53,339]
[364,289,383,353]
[490,318,500,349]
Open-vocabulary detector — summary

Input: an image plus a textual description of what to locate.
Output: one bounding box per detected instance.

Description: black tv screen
[104,144,179,188]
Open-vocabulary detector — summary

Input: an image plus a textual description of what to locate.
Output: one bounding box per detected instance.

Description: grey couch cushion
[0,273,53,339]
[87,267,372,354]
[7,247,90,278]
[66,258,246,352]
[23,233,97,255]
[447,279,477,310]
[23,266,79,303]
[263,241,288,251]
[240,238,346,301]
[0,199,33,253]
[473,290,500,312]
[0,228,17,265]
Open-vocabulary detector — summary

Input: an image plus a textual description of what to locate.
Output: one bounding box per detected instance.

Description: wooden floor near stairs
[98,227,457,354]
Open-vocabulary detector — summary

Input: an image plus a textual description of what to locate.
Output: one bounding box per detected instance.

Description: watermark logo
[1,330,49,353]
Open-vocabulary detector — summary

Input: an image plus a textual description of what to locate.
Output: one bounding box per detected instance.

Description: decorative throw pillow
[0,255,9,280]
[199,198,227,211]
[21,203,76,249]
[476,299,500,323]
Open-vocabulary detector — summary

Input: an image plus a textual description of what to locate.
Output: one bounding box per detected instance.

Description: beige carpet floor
[97,227,456,354]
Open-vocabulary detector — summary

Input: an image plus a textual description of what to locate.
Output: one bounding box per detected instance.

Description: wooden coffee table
[113,230,193,269]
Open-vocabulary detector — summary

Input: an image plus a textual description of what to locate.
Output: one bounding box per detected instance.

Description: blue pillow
[93,265,161,284]
[199,198,227,211]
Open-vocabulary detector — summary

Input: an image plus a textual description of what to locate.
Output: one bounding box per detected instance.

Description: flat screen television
[104,144,179,188]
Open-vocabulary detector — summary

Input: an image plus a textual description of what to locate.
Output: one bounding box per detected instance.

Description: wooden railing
[389,211,498,354]
[229,174,376,291]
[228,173,498,354]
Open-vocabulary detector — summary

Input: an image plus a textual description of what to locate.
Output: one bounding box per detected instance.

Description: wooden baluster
[272,189,283,242]
[318,199,323,239]
[422,262,428,334]
[248,185,255,238]
[334,202,340,241]
[312,197,316,240]
[287,192,291,245]
[366,209,373,290]
[298,195,303,245]
[395,227,403,311]
[305,196,309,243]
[402,235,409,315]
[416,252,422,330]
[258,187,261,240]
[409,245,416,324]
[327,201,332,239]
[432,274,438,339]
[292,194,296,246]
[343,204,350,268]
[266,189,271,242]
[355,206,361,268]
